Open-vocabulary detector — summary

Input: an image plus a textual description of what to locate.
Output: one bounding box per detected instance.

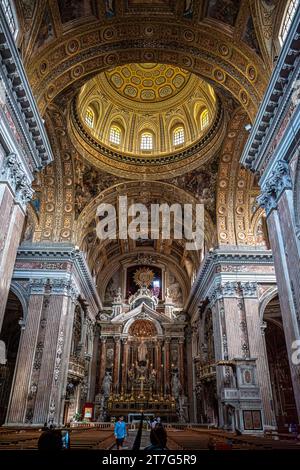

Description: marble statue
[171,371,181,398]
[0,340,6,365]
[138,339,148,362]
[178,394,188,423]
[102,371,112,397]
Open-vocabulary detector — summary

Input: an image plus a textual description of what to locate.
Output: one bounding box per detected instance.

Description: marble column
[267,207,300,419]
[185,328,193,422]
[121,339,129,394]
[210,294,227,428]
[210,282,275,430]
[32,287,76,425]
[178,338,185,392]
[113,338,121,394]
[156,340,162,395]
[258,161,300,420]
[87,327,99,402]
[0,198,25,331]
[241,283,277,428]
[98,338,107,393]
[278,190,300,313]
[5,282,45,424]
[191,325,199,422]
[0,153,33,332]
[57,296,78,425]
[164,338,170,396]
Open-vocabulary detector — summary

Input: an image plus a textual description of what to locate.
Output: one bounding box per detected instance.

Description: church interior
[0,0,300,451]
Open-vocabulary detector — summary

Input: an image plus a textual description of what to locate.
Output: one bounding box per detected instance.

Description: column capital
[209,281,258,304]
[0,153,34,209]
[257,160,292,216]
[240,281,258,298]
[49,278,79,299]
[257,191,277,217]
[15,176,34,210]
[208,281,239,305]
[29,278,80,299]
[29,278,49,294]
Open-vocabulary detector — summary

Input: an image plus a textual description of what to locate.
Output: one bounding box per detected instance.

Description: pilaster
[258,161,300,420]
[7,244,100,426]
[5,280,46,424]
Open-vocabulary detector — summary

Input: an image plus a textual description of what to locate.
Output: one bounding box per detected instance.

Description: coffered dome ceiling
[105,63,191,103]
[70,63,226,180]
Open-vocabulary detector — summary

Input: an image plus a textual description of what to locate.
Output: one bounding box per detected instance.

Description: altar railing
[70,422,114,429]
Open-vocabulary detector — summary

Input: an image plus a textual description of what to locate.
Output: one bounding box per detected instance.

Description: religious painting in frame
[243,410,262,430]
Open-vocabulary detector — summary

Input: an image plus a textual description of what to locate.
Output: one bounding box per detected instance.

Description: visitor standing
[114,415,127,450]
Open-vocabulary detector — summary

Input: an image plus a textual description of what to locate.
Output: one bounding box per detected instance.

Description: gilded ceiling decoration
[216,108,263,246]
[17,0,279,262]
[24,2,268,121]
[129,320,157,338]
[104,63,191,103]
[75,179,216,294]
[206,0,241,26]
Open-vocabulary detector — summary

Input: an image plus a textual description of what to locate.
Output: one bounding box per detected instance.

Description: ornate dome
[70,63,225,179]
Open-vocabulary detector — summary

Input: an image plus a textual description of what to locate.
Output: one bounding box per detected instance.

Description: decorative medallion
[134,267,155,288]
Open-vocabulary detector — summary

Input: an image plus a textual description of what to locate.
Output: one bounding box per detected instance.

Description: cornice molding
[13,243,102,314]
[185,246,274,313]
[240,7,300,173]
[71,96,223,164]
[0,6,53,169]
[69,96,226,179]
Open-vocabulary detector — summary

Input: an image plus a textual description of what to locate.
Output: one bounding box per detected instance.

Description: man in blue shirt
[114,415,127,449]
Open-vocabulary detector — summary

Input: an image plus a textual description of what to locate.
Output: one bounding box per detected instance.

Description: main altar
[95,266,188,422]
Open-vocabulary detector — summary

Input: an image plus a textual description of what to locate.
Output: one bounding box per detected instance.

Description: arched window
[109,125,121,145]
[85,108,94,128]
[173,126,185,146]
[1,0,17,36]
[279,0,299,45]
[141,132,153,150]
[200,109,209,129]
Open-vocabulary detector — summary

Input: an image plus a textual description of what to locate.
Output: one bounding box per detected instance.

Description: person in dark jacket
[38,425,63,451]
[145,422,167,450]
